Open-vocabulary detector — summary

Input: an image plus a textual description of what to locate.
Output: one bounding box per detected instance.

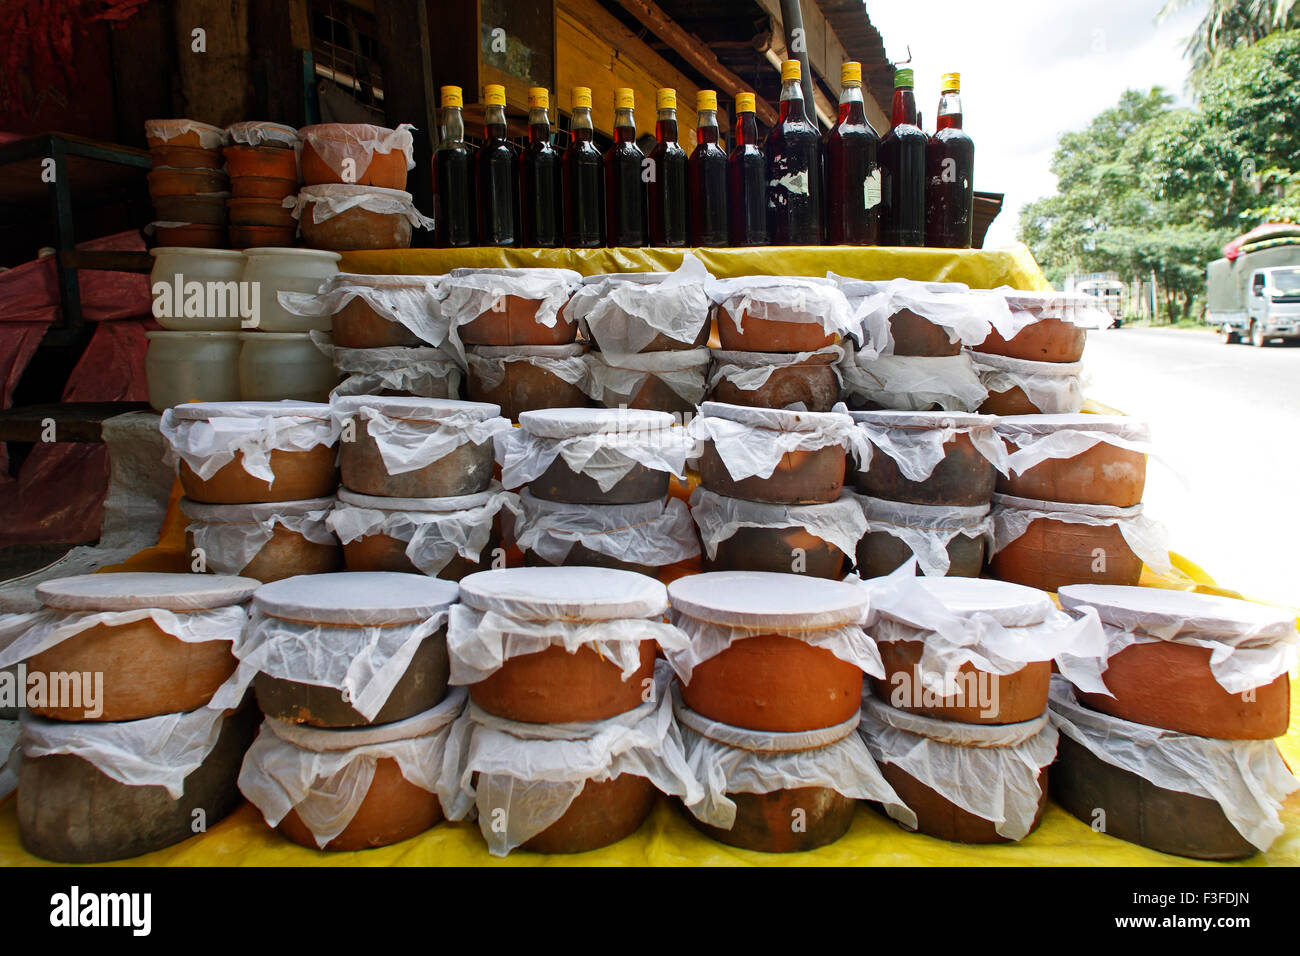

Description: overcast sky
[866,0,1204,248]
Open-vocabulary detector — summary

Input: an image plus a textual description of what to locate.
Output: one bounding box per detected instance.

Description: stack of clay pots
[145,119,229,248]
[664,571,904,852]
[223,121,301,248]
[835,277,999,413]
[571,254,712,416]
[441,567,701,856]
[706,276,855,413]
[496,408,697,576]
[230,572,465,850]
[327,396,513,581]
[287,123,431,251]
[967,291,1107,416]
[987,414,1169,592]
[445,268,589,420]
[160,401,343,582]
[0,572,259,862]
[855,569,1101,844]
[687,402,866,578]
[1050,586,1298,860]
[848,410,1004,578]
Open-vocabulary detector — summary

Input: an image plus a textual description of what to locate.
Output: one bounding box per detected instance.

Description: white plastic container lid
[180,496,335,523]
[850,410,995,429]
[668,571,867,630]
[518,407,674,439]
[335,484,501,513]
[332,395,502,422]
[36,572,259,612]
[168,400,332,422]
[993,413,1148,437]
[699,401,853,433]
[1058,585,1297,643]
[457,566,667,622]
[874,576,1053,629]
[253,571,458,626]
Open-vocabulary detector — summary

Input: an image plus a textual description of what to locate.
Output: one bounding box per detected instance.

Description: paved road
[1082,327,1299,608]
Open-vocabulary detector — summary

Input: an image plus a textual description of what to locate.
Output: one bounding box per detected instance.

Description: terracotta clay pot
[184,523,341,584]
[467,349,590,422]
[153,194,228,226]
[178,445,339,504]
[979,386,1045,417]
[26,618,238,722]
[332,295,426,348]
[1051,735,1256,860]
[528,457,669,505]
[230,175,300,200]
[470,641,656,724]
[854,430,996,506]
[877,761,1048,844]
[521,773,657,853]
[223,144,298,181]
[228,224,296,249]
[1077,641,1290,740]
[254,629,449,728]
[999,439,1146,508]
[459,297,578,346]
[887,308,963,357]
[974,318,1087,363]
[716,306,836,352]
[681,634,863,732]
[339,429,494,499]
[301,125,409,188]
[150,145,222,169]
[856,530,986,578]
[300,200,411,251]
[276,756,443,851]
[699,443,845,506]
[227,197,297,228]
[153,224,227,248]
[687,786,857,853]
[703,525,849,579]
[17,702,257,863]
[870,640,1051,725]
[710,355,841,412]
[148,166,228,198]
[987,517,1142,592]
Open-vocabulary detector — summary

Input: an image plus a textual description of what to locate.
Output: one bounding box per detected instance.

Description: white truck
[1207,244,1300,346]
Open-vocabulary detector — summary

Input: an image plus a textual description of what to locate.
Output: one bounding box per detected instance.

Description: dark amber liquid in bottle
[728,110,768,246]
[604,116,646,247]
[521,115,562,247]
[434,141,475,248]
[766,89,823,245]
[563,124,603,247]
[880,86,926,247]
[648,112,688,246]
[477,112,519,246]
[826,93,881,245]
[926,103,974,248]
[689,118,728,246]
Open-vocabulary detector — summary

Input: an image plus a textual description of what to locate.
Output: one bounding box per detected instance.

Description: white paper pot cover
[688,401,864,483]
[707,275,857,339]
[858,691,1058,841]
[839,345,988,412]
[161,400,339,485]
[568,253,712,358]
[585,348,710,408]
[992,289,1116,338]
[313,336,465,400]
[708,343,844,395]
[180,496,337,575]
[832,275,1011,356]
[465,343,592,393]
[280,274,448,348]
[989,493,1171,574]
[994,414,1153,476]
[286,184,434,229]
[969,351,1085,414]
[855,494,994,577]
[512,489,699,568]
[440,267,582,341]
[850,409,1008,481]
[332,395,511,478]
[299,122,416,179]
[689,486,867,562]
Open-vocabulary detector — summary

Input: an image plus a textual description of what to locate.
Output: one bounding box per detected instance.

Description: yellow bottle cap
[735,92,756,113]
[657,88,677,110]
[841,61,862,85]
[528,87,549,109]
[484,84,506,107]
[941,72,961,92]
[572,86,593,109]
[440,86,463,108]
[781,59,801,83]
[697,90,717,112]
[615,88,635,110]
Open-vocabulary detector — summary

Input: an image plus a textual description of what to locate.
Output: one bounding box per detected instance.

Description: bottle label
[864,169,882,209]
[771,169,809,195]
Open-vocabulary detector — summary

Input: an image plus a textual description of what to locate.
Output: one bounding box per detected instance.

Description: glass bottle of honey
[689,89,728,246]
[926,72,975,248]
[520,87,562,248]
[825,61,881,245]
[765,58,824,245]
[880,67,927,247]
[604,88,647,247]
[432,84,475,248]
[727,92,768,246]
[648,88,688,246]
[562,86,603,248]
[476,83,519,246]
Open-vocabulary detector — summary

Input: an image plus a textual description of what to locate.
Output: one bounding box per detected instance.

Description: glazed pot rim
[36,571,259,612]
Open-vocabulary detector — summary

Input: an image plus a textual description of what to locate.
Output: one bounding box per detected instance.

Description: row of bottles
[431,65,972,250]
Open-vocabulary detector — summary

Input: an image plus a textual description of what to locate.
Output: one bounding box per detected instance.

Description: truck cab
[1245,266,1300,346]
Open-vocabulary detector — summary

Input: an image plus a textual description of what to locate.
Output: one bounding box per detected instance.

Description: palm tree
[1160,0,1299,85]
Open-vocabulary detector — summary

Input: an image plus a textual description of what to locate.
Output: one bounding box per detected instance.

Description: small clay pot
[229,224,296,249]
[856,530,986,579]
[342,533,494,580]
[521,773,657,854]
[223,144,298,180]
[277,756,443,851]
[301,127,408,188]
[178,445,339,504]
[888,308,963,357]
[687,786,857,853]
[227,197,297,228]
[184,524,341,583]
[332,296,426,348]
[153,194,229,226]
[300,201,411,251]
[870,639,1051,725]
[26,619,237,722]
[467,352,590,422]
[150,145,222,169]
[1051,735,1256,860]
[710,359,841,412]
[987,518,1142,592]
[703,525,848,579]
[254,630,449,728]
[877,761,1048,844]
[469,642,656,724]
[717,306,835,352]
[339,429,494,499]
[148,166,229,198]
[681,634,863,732]
[974,319,1087,363]
[459,297,578,346]
[153,224,227,248]
[998,440,1146,508]
[1077,641,1290,740]
[854,431,996,506]
[231,176,300,200]
[699,442,845,506]
[527,457,669,505]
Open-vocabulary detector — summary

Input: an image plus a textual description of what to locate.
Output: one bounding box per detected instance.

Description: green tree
[1160,0,1299,87]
